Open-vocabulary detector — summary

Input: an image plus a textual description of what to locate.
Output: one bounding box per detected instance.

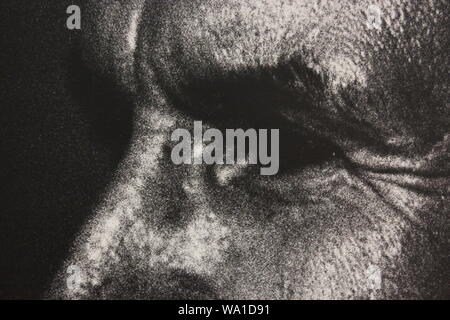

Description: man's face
[48,0,448,299]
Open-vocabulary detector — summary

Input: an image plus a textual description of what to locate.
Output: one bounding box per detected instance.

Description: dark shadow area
[88,268,219,299]
[0,1,133,299]
[157,58,344,174]
[66,48,134,163]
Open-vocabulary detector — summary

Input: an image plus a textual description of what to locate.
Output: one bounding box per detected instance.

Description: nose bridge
[82,0,146,92]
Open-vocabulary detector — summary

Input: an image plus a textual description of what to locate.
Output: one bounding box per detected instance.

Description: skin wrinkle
[49,0,449,299]
[148,0,448,155]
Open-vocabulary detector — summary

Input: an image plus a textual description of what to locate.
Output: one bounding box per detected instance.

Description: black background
[0,1,133,299]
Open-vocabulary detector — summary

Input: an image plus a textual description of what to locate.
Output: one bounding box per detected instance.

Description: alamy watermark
[66,5,81,30]
[366,4,382,31]
[171,121,280,176]
[66,264,83,291]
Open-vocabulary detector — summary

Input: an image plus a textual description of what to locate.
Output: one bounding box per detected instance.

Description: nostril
[155,270,219,299]
[89,268,218,299]
[143,270,219,300]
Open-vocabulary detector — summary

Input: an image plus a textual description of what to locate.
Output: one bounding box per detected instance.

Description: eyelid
[163,78,340,175]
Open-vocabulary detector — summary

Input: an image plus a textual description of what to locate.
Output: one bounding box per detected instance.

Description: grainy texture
[4,0,448,299]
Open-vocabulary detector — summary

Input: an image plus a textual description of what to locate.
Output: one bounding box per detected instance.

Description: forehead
[148,0,446,77]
